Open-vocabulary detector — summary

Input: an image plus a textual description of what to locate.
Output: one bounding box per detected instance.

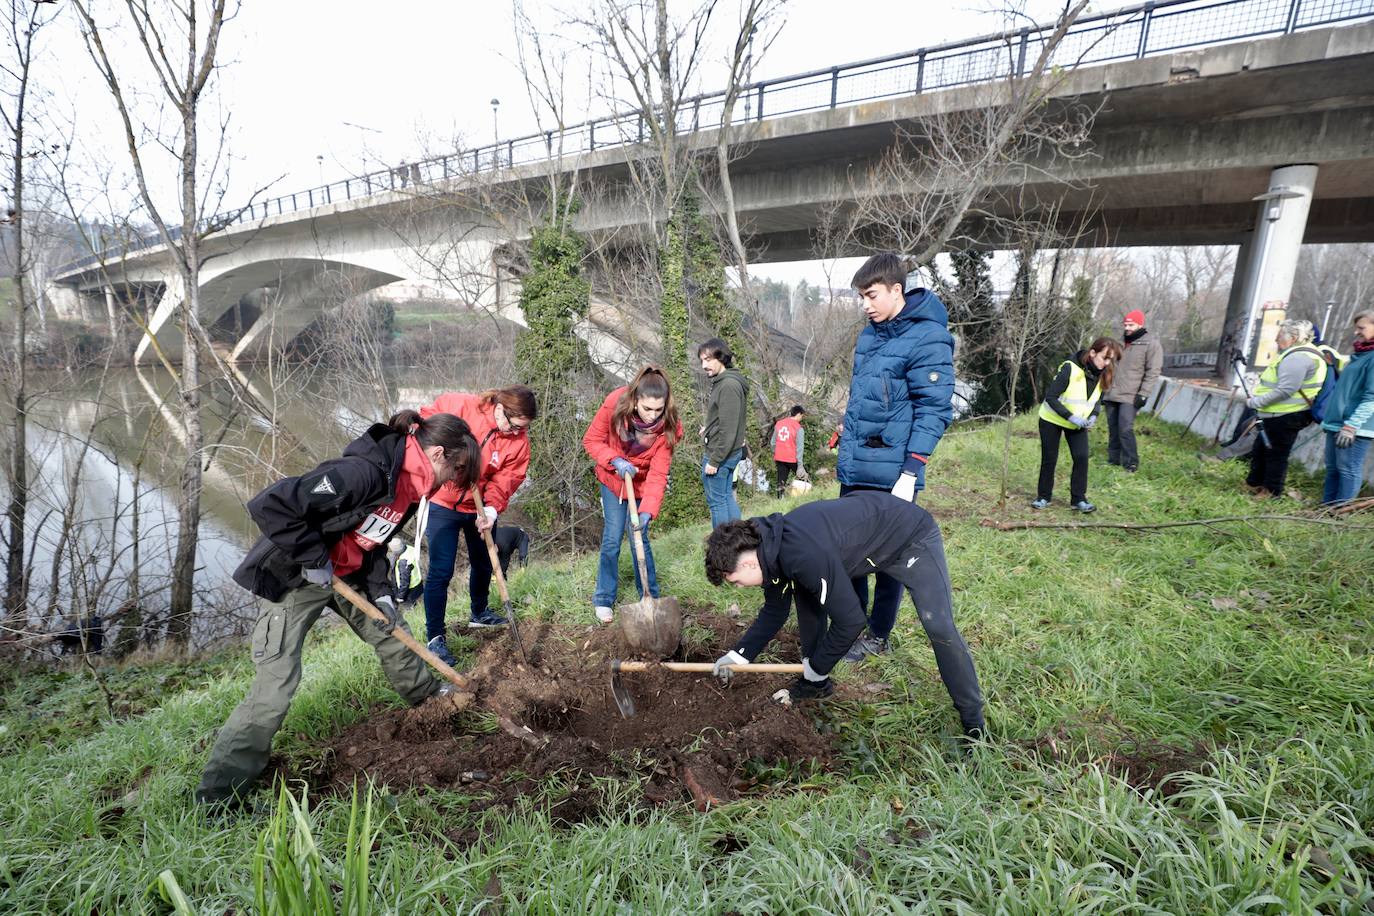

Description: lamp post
[490,98,501,166]
[315,154,324,187]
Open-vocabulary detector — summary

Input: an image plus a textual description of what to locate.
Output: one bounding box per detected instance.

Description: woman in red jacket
[418,385,536,664]
[583,366,682,624]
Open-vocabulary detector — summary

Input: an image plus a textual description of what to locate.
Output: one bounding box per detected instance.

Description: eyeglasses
[507,417,531,433]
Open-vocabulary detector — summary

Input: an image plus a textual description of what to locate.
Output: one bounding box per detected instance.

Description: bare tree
[72,0,237,645]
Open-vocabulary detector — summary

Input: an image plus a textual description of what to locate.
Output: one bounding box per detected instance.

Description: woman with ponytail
[582,366,683,623]
[418,386,536,664]
[196,412,479,810]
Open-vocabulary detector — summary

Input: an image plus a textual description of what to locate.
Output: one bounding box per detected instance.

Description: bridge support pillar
[1228,163,1318,386]
[1215,233,1257,383]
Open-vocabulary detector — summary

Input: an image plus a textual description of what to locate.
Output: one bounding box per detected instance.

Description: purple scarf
[619,414,665,456]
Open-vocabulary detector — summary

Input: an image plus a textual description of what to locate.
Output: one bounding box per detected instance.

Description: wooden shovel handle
[470,486,511,604]
[331,577,471,690]
[622,474,653,594]
[611,660,804,673]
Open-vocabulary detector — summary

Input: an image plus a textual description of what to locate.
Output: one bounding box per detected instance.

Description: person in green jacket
[1321,311,1374,505]
[699,337,750,526]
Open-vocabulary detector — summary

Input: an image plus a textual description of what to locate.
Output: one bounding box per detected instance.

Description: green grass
[3,413,1373,912]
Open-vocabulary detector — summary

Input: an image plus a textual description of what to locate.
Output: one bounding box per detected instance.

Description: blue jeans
[839,482,905,638]
[1322,430,1372,505]
[593,483,658,608]
[702,447,745,527]
[422,502,493,641]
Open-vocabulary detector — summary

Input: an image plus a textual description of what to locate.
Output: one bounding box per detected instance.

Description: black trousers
[1037,418,1090,503]
[775,460,798,489]
[1246,410,1311,495]
[1105,401,1139,468]
[797,521,984,731]
[839,483,906,638]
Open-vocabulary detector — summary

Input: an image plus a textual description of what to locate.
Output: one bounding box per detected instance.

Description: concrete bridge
[48,0,1374,376]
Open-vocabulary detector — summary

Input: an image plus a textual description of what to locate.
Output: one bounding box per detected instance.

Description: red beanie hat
[1125,309,1146,325]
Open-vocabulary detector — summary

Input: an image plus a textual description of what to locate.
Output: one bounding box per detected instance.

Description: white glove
[477,505,497,531]
[890,472,917,503]
[1069,415,1090,429]
[302,561,333,587]
[1084,415,1098,430]
[801,657,828,683]
[713,649,747,685]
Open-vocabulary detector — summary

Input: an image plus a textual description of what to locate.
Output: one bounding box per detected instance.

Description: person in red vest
[770,405,809,491]
[418,386,536,665]
[582,366,683,624]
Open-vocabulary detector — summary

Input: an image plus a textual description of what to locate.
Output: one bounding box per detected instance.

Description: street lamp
[316,154,324,187]
[490,98,501,145]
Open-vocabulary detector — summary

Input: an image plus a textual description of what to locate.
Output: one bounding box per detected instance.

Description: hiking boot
[1030,497,1051,510]
[788,676,834,701]
[843,633,889,664]
[427,635,457,666]
[594,605,614,624]
[1071,500,1096,513]
[467,610,508,628]
[957,723,989,758]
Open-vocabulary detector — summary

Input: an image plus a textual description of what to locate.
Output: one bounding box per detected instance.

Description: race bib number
[352,510,400,549]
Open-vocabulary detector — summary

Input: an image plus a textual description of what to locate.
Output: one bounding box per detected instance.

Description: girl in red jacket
[583,366,682,623]
[418,385,536,664]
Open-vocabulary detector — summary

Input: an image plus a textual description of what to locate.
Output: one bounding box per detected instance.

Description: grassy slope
[3,414,1373,913]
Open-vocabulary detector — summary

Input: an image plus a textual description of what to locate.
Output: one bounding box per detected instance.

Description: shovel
[617,474,682,659]
[609,659,804,718]
[331,577,471,691]
[470,486,529,665]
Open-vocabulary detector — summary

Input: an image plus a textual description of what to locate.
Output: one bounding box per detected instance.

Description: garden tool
[471,486,529,664]
[331,577,471,691]
[616,474,682,659]
[1231,353,1273,449]
[609,659,804,718]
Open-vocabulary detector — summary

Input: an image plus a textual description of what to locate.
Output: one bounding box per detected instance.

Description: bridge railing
[61,0,1374,275]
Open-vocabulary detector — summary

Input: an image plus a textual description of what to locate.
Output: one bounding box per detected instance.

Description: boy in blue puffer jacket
[837,253,956,662]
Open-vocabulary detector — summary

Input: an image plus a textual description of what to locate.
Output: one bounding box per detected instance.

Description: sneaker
[957,723,989,757]
[594,605,614,624]
[788,676,835,701]
[1030,497,1051,510]
[843,633,890,664]
[1123,465,1138,474]
[467,610,509,628]
[427,635,457,665]
[1071,500,1096,513]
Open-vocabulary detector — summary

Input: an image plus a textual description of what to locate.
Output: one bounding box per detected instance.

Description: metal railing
[63,0,1374,274]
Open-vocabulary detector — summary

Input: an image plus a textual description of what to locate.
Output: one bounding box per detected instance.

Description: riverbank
[3,412,1372,911]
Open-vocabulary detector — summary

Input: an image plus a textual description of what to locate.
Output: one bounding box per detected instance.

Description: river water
[10,362,484,647]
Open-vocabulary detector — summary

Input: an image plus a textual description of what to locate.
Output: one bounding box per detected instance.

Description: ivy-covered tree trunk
[513,195,599,533]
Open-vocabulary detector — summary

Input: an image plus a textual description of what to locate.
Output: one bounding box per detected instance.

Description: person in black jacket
[1033,339,1122,513]
[703,491,984,739]
[195,410,480,809]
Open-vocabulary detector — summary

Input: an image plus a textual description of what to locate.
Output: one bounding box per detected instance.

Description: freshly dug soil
[318,612,834,828]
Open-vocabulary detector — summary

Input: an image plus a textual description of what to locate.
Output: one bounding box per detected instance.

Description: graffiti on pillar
[1254,299,1287,368]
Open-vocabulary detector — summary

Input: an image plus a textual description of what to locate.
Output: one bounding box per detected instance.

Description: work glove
[302,561,333,588]
[1245,396,1260,409]
[890,471,919,502]
[797,468,810,483]
[1133,395,1148,410]
[801,657,828,683]
[713,649,748,685]
[636,512,651,530]
[611,457,636,478]
[373,594,401,632]
[476,505,497,532]
[1337,425,1358,448]
[1069,415,1090,429]
[1084,415,1098,430]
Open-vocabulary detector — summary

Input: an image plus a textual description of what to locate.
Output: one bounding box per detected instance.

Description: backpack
[1294,346,1341,423]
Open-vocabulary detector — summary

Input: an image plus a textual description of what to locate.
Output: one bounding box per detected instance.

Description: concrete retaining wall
[1149,375,1374,486]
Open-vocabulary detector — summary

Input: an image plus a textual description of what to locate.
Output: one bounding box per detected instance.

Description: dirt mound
[319,612,833,830]
[1022,720,1209,798]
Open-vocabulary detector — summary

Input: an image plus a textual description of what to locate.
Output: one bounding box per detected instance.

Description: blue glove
[1084,415,1098,430]
[302,561,333,587]
[637,512,651,529]
[1069,415,1090,429]
[611,457,635,478]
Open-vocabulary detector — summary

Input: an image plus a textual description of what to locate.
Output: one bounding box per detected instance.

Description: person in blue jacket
[1321,310,1374,505]
[836,252,955,662]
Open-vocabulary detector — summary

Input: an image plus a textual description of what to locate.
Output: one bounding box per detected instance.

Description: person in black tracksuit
[196,411,479,808]
[703,491,984,738]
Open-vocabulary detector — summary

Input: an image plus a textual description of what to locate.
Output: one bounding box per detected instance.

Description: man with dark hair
[771,405,807,490]
[704,492,984,740]
[698,337,750,525]
[837,252,956,663]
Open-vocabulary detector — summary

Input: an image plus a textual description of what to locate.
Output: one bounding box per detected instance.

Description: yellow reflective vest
[1253,345,1328,416]
[1038,359,1101,430]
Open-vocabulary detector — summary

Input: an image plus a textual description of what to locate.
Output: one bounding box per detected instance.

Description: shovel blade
[611,678,637,718]
[617,595,682,659]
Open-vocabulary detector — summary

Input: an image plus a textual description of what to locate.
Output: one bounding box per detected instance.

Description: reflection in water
[7,363,478,648]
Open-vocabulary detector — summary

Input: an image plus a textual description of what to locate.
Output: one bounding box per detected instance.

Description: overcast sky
[49,0,1070,286]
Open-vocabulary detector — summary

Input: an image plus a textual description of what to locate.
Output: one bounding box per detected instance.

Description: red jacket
[582,388,680,519]
[329,434,434,577]
[773,417,802,463]
[419,392,530,514]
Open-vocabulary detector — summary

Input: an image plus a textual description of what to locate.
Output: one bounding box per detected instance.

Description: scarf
[619,413,665,456]
[1124,327,1147,345]
[1353,336,1374,354]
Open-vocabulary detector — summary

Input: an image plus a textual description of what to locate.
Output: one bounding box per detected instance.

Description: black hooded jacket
[1043,350,1105,422]
[733,491,935,669]
[233,424,417,602]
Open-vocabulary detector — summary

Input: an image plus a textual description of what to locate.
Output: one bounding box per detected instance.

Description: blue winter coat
[838,287,955,488]
[1320,347,1374,438]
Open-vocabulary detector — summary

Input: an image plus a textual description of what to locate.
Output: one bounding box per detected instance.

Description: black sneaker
[788,676,834,701]
[427,635,457,665]
[843,634,890,663]
[467,610,508,629]
[1071,500,1096,513]
[1123,465,1138,474]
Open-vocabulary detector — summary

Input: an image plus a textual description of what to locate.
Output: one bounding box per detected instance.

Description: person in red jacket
[582,366,682,624]
[418,385,536,664]
[770,405,809,490]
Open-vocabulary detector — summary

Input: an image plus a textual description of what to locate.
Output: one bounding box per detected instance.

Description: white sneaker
[595,606,614,624]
